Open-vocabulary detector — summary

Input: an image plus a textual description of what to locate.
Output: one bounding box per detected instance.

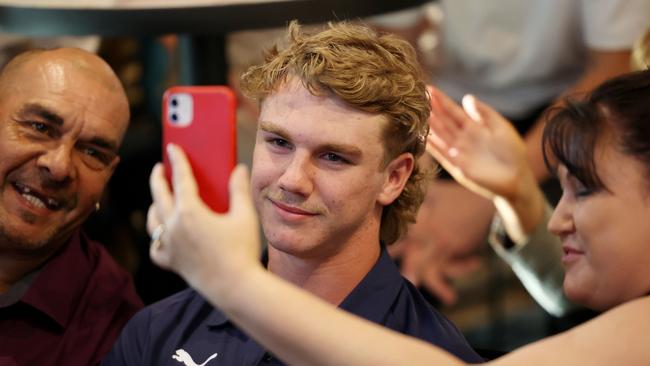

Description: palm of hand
[427,89,530,201]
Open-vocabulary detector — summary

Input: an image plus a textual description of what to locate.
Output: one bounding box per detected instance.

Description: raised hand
[147,144,262,297]
[426,86,534,203]
[426,86,545,238]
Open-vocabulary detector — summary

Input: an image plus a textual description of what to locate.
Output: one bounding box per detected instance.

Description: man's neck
[267,239,381,306]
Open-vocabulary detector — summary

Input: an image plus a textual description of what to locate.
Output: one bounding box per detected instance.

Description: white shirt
[434,0,650,118]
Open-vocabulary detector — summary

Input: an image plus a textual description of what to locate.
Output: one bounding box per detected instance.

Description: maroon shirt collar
[21,230,93,329]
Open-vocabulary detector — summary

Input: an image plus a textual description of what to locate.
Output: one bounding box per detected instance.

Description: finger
[429,93,461,142]
[227,164,256,217]
[446,255,482,277]
[167,144,200,206]
[149,236,172,271]
[399,243,422,287]
[461,94,482,124]
[469,95,503,129]
[428,115,456,152]
[422,270,458,306]
[430,87,473,131]
[427,128,451,152]
[149,163,174,221]
[426,133,459,174]
[146,204,161,235]
[147,205,172,270]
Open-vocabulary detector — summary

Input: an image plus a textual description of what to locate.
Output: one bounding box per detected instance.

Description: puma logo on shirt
[172,349,218,366]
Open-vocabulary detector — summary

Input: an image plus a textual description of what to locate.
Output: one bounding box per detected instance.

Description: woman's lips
[562,245,584,265]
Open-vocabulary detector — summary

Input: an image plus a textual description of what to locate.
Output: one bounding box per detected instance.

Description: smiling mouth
[12,182,63,211]
[270,199,317,216]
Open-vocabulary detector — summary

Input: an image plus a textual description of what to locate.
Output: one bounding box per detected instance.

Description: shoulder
[81,235,143,310]
[580,0,650,48]
[389,279,483,363]
[103,288,214,364]
[394,279,464,334]
[132,287,207,326]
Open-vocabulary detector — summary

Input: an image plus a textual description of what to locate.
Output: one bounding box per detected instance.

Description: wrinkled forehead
[1,55,130,141]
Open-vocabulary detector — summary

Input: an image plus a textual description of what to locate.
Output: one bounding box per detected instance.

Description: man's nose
[37,144,75,184]
[277,153,313,196]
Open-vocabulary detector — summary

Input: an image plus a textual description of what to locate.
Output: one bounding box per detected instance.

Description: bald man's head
[0,48,130,142]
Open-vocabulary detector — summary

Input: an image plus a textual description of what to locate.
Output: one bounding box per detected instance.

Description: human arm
[488,205,575,317]
[146,144,465,366]
[148,144,650,366]
[427,88,579,314]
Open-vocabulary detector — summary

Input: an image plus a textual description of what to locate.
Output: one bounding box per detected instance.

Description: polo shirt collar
[206,245,402,327]
[338,245,403,322]
[21,230,93,329]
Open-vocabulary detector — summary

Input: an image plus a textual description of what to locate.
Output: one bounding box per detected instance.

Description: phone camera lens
[171,113,178,122]
[171,98,178,107]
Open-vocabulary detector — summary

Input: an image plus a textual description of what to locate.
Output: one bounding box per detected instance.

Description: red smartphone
[162,85,237,213]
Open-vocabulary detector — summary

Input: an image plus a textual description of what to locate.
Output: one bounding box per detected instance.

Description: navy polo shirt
[103,246,482,365]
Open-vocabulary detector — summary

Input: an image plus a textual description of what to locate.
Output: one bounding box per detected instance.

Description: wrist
[493,169,545,242]
[193,259,265,309]
[220,265,272,319]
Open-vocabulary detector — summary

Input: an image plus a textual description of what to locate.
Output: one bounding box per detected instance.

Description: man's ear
[377,153,414,206]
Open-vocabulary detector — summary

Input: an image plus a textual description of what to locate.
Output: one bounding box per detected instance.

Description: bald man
[0,48,142,366]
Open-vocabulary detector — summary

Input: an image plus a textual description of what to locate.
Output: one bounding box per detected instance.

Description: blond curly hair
[240,21,430,245]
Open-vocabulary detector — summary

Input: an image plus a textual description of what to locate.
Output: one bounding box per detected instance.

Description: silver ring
[150,224,166,250]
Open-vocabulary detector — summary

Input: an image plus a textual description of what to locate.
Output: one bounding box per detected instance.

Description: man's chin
[0,224,64,255]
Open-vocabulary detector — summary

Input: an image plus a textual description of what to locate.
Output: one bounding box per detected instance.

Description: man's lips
[269,199,317,216]
[12,182,64,211]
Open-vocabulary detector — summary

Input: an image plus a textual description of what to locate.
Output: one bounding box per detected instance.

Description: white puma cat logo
[172,349,218,366]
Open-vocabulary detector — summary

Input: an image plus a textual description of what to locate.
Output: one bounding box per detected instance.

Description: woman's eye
[573,178,594,197]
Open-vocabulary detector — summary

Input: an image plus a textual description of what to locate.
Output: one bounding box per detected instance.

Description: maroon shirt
[0,230,143,366]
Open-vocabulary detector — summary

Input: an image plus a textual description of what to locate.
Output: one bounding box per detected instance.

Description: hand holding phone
[162,86,237,213]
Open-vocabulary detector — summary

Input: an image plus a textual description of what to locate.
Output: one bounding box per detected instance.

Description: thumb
[167,143,200,204]
[228,164,256,217]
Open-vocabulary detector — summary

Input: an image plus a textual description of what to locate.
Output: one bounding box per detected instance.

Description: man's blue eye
[323,153,347,163]
[270,138,290,148]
